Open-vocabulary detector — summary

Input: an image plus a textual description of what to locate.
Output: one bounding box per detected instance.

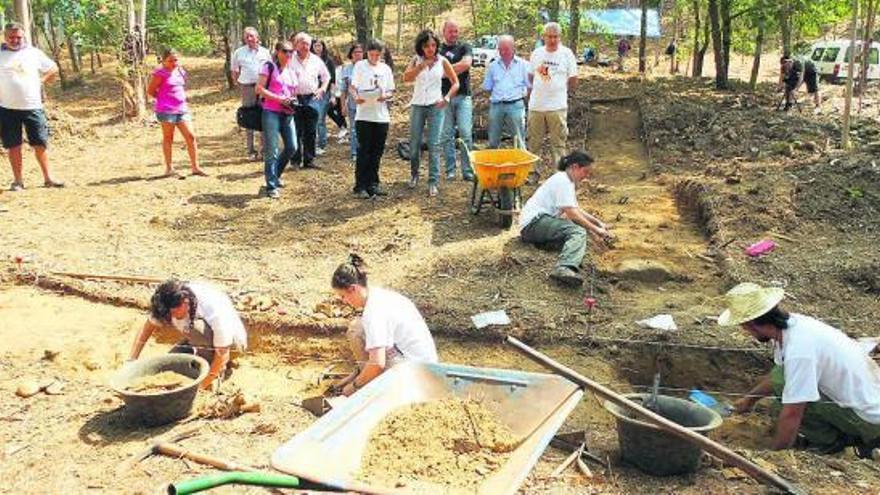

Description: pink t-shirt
[152,66,188,114]
[259,62,298,114]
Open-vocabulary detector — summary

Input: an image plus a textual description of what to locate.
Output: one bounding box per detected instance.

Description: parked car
[471,35,498,67]
[809,39,880,83]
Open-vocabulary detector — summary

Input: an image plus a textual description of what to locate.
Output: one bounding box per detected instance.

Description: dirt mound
[795,153,880,233]
[639,79,834,172]
[124,370,192,392]
[358,398,519,492]
[46,105,98,142]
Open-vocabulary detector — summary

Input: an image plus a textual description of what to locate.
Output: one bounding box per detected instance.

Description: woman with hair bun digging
[519,150,615,288]
[331,254,438,396]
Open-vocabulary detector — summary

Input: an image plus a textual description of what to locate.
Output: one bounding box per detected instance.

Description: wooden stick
[155,443,257,472]
[506,336,804,495]
[768,231,797,243]
[550,442,584,478]
[50,271,240,284]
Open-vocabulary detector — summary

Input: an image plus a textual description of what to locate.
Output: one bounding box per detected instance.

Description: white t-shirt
[0,46,57,110]
[773,313,880,424]
[170,282,248,349]
[519,171,578,228]
[230,44,272,84]
[361,287,438,363]
[409,56,446,106]
[527,45,578,112]
[351,60,395,123]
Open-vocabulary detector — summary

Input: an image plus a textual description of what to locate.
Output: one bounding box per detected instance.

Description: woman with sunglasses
[256,41,299,199]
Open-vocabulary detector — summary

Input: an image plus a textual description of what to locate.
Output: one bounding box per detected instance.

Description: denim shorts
[0,107,49,149]
[155,112,192,124]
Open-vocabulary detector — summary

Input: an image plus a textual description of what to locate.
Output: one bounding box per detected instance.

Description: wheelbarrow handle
[456,137,471,156]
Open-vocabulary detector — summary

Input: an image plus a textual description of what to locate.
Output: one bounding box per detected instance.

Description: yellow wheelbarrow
[463,140,540,228]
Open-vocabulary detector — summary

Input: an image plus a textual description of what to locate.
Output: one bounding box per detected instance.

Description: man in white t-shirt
[720,283,880,457]
[527,22,578,177]
[0,23,63,192]
[128,280,248,390]
[230,27,271,160]
[520,151,614,287]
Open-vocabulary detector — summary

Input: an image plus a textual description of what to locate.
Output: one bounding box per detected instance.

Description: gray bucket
[603,393,723,476]
[109,354,209,426]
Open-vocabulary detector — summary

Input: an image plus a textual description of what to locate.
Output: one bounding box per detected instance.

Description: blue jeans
[488,100,526,149]
[348,103,358,159]
[442,95,474,178]
[262,109,297,192]
[316,91,331,148]
[409,104,445,185]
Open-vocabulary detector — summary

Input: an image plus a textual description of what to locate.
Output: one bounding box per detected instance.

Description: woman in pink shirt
[147,48,206,177]
[256,41,299,199]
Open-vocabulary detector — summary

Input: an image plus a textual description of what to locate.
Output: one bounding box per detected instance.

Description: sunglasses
[280,49,294,54]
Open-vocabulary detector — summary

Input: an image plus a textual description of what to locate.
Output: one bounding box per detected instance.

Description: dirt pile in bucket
[358,398,520,492]
[124,371,192,393]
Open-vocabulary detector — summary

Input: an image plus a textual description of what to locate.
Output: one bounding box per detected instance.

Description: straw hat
[717,282,785,327]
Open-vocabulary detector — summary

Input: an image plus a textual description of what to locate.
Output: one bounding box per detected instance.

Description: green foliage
[148,11,212,55]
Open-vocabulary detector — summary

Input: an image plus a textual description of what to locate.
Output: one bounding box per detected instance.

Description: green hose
[168,472,300,494]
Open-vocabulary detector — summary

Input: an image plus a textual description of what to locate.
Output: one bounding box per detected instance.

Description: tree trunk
[352,0,371,44]
[691,0,702,77]
[68,37,81,73]
[375,0,386,39]
[90,51,95,74]
[44,11,67,89]
[749,22,764,90]
[548,0,560,22]
[97,52,103,67]
[568,0,581,55]
[708,0,728,89]
[242,0,257,27]
[778,0,792,56]
[396,0,403,50]
[843,0,858,149]
[721,0,731,75]
[223,32,234,89]
[639,0,648,73]
[857,0,878,97]
[13,0,32,43]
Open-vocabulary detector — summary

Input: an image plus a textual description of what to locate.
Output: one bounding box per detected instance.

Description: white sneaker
[316,147,326,156]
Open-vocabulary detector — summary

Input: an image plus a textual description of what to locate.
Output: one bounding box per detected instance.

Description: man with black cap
[779,54,821,114]
[720,283,880,457]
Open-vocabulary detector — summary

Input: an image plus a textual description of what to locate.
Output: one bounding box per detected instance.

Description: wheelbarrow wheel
[498,187,514,228]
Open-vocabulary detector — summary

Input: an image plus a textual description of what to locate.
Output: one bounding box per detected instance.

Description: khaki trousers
[527,109,568,174]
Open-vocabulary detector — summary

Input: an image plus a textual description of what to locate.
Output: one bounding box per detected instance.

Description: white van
[808,39,880,82]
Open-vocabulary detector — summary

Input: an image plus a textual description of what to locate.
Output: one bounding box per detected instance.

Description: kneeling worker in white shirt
[331,254,438,396]
[720,283,880,457]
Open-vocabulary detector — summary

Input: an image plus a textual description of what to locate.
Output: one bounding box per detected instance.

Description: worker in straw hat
[719,282,880,457]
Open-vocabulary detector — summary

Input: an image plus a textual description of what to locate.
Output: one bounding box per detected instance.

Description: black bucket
[109,354,209,426]
[603,393,723,476]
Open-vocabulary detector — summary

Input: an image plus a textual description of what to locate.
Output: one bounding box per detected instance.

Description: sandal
[44,180,65,188]
[191,169,209,177]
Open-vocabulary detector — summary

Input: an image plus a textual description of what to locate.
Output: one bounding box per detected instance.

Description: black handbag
[237,105,262,131]
[236,61,282,132]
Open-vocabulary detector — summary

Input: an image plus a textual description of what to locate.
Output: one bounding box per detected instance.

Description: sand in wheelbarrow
[124,370,193,393]
[358,398,520,493]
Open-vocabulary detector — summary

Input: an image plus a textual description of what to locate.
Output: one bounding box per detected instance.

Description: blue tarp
[560,8,662,38]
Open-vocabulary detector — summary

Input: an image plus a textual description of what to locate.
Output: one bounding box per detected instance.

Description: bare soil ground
[2,56,880,493]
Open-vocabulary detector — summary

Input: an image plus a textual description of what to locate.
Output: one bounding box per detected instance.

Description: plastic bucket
[603,393,723,476]
[110,354,209,426]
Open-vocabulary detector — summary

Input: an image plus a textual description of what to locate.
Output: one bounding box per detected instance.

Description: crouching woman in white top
[519,151,614,288]
[128,280,248,390]
[332,254,439,396]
